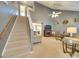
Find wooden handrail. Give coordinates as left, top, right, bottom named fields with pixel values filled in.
left=0, top=15, right=17, bottom=38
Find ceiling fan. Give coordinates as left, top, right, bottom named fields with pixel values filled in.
left=49, top=11, right=62, bottom=18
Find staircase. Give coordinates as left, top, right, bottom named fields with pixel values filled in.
left=2, top=16, right=30, bottom=58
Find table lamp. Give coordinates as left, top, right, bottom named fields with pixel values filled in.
left=67, top=27, right=77, bottom=37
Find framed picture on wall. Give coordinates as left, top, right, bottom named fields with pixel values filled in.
left=63, top=19, right=69, bottom=25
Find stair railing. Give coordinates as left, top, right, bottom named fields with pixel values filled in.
left=0, top=15, right=17, bottom=38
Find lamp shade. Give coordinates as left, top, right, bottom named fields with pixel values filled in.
left=67, top=27, right=77, bottom=33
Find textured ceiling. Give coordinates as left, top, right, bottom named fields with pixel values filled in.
left=1, top=1, right=79, bottom=11
left=36, top=1, right=79, bottom=11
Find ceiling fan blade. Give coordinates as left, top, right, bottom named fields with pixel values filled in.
left=51, top=15, right=55, bottom=18
left=55, top=14, right=59, bottom=17
left=56, top=12, right=62, bottom=15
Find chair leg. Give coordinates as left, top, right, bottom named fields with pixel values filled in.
left=62, top=41, right=66, bottom=53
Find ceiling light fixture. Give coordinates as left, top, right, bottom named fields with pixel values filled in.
left=49, top=11, right=62, bottom=18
